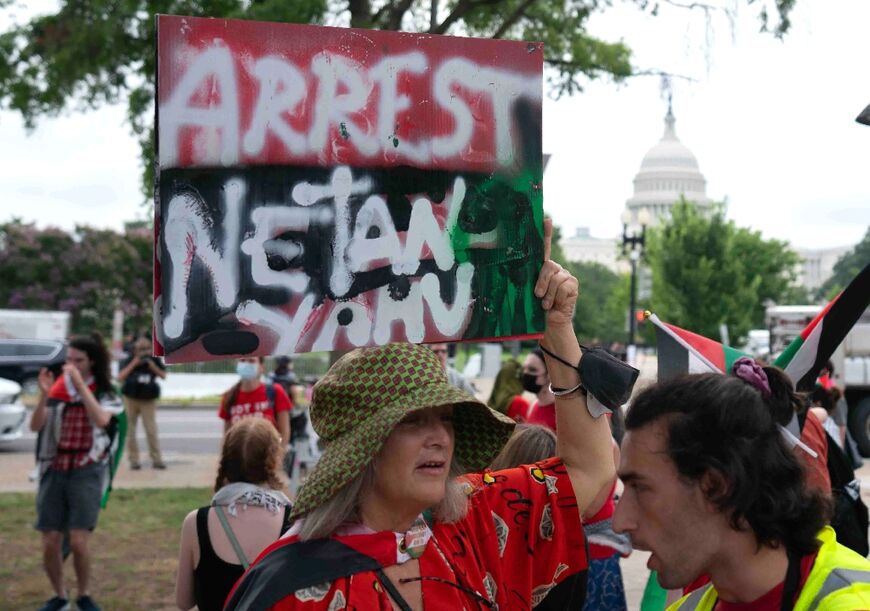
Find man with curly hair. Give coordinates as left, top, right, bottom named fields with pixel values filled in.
left=614, top=365, right=870, bottom=610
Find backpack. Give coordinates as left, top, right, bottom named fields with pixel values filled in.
left=800, top=412, right=870, bottom=556
left=824, top=429, right=869, bottom=556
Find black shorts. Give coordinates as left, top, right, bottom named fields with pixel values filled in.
left=35, top=462, right=107, bottom=532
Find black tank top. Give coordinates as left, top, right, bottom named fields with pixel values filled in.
left=193, top=505, right=292, bottom=611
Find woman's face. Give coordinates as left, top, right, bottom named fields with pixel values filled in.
left=237, top=357, right=263, bottom=380
left=522, top=353, right=549, bottom=387
left=369, top=406, right=455, bottom=517
left=66, top=347, right=93, bottom=378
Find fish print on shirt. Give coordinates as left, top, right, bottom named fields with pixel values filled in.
left=529, top=563, right=569, bottom=607
left=483, top=572, right=499, bottom=611
left=491, top=511, right=509, bottom=557
left=539, top=503, right=554, bottom=541
left=295, top=581, right=331, bottom=602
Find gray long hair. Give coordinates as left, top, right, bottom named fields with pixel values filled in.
left=297, top=457, right=469, bottom=541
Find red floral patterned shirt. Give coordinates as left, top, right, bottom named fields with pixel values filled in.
left=229, top=457, right=587, bottom=610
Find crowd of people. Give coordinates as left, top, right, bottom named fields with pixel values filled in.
left=28, top=222, right=870, bottom=611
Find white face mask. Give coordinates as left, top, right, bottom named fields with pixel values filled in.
left=236, top=361, right=259, bottom=381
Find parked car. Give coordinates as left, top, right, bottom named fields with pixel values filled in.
left=0, top=338, right=66, bottom=396
left=0, top=377, right=26, bottom=442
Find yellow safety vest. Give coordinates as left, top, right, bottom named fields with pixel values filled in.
left=668, top=527, right=870, bottom=610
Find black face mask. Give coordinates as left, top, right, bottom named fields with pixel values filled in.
left=521, top=373, right=543, bottom=394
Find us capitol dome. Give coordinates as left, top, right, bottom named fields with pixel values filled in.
left=624, top=102, right=712, bottom=226
left=561, top=102, right=712, bottom=269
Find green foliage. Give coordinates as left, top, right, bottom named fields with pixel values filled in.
left=647, top=199, right=802, bottom=344
left=0, top=219, right=153, bottom=337
left=565, top=259, right=631, bottom=345
left=550, top=223, right=631, bottom=344
left=816, top=226, right=870, bottom=300
left=0, top=0, right=796, bottom=201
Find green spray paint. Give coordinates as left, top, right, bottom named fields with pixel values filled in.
left=446, top=167, right=545, bottom=339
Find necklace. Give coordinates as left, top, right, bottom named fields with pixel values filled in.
left=397, top=532, right=495, bottom=609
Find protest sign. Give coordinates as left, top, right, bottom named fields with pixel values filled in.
left=155, top=15, right=544, bottom=361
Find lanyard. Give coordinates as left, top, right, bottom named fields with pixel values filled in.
left=780, top=550, right=802, bottom=611
left=376, top=534, right=495, bottom=610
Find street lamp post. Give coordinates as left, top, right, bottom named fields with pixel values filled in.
left=621, top=207, right=650, bottom=366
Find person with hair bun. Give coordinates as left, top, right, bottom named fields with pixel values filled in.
left=30, top=333, right=124, bottom=611
left=754, top=362, right=830, bottom=495
left=614, top=360, right=870, bottom=610
left=175, top=417, right=291, bottom=611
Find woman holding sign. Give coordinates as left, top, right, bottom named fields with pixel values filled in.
left=224, top=220, right=638, bottom=611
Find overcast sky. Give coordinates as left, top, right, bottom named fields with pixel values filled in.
left=0, top=1, right=867, bottom=251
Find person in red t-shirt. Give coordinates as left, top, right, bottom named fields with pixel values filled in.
left=219, top=357, right=291, bottom=451
left=507, top=347, right=557, bottom=429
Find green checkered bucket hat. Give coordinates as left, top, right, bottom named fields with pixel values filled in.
left=290, top=342, right=516, bottom=519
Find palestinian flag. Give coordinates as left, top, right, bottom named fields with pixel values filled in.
left=774, top=262, right=870, bottom=391
left=648, top=313, right=748, bottom=381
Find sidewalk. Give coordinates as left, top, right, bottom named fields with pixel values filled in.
left=0, top=451, right=219, bottom=494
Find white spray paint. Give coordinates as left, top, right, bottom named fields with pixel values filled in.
left=431, top=58, right=541, bottom=165
left=243, top=56, right=308, bottom=156
left=369, top=51, right=428, bottom=163
left=241, top=206, right=312, bottom=293
left=160, top=44, right=240, bottom=167
left=160, top=48, right=541, bottom=167
left=162, top=179, right=243, bottom=339
left=291, top=167, right=372, bottom=298
left=311, top=300, right=373, bottom=350
left=372, top=266, right=474, bottom=345
left=235, top=294, right=315, bottom=354
left=309, top=53, right=378, bottom=158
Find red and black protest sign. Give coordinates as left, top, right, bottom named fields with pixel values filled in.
left=155, top=15, right=544, bottom=362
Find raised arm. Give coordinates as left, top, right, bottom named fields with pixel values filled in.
left=117, top=355, right=140, bottom=382
left=146, top=357, right=167, bottom=380
left=64, top=364, right=113, bottom=428
left=29, top=367, right=55, bottom=432
left=535, top=219, right=615, bottom=515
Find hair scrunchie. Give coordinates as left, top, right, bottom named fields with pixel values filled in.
left=732, top=357, right=771, bottom=399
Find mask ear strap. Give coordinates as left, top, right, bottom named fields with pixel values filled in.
left=538, top=343, right=583, bottom=373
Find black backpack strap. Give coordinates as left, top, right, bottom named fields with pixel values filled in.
left=224, top=538, right=382, bottom=611
left=824, top=430, right=856, bottom=488
left=279, top=505, right=293, bottom=536
left=266, top=383, right=277, bottom=421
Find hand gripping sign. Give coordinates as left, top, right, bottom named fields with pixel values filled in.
left=154, top=15, right=545, bottom=362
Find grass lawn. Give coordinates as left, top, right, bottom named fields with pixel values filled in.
left=0, top=487, right=211, bottom=609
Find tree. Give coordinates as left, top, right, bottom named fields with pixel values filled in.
left=817, top=226, right=870, bottom=300
left=564, top=259, right=630, bottom=345
left=0, top=0, right=795, bottom=198
left=0, top=220, right=153, bottom=337
left=647, top=199, right=801, bottom=344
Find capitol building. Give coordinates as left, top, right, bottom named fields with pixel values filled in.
left=559, top=105, right=847, bottom=293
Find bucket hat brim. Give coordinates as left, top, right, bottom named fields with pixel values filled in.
left=291, top=380, right=515, bottom=519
